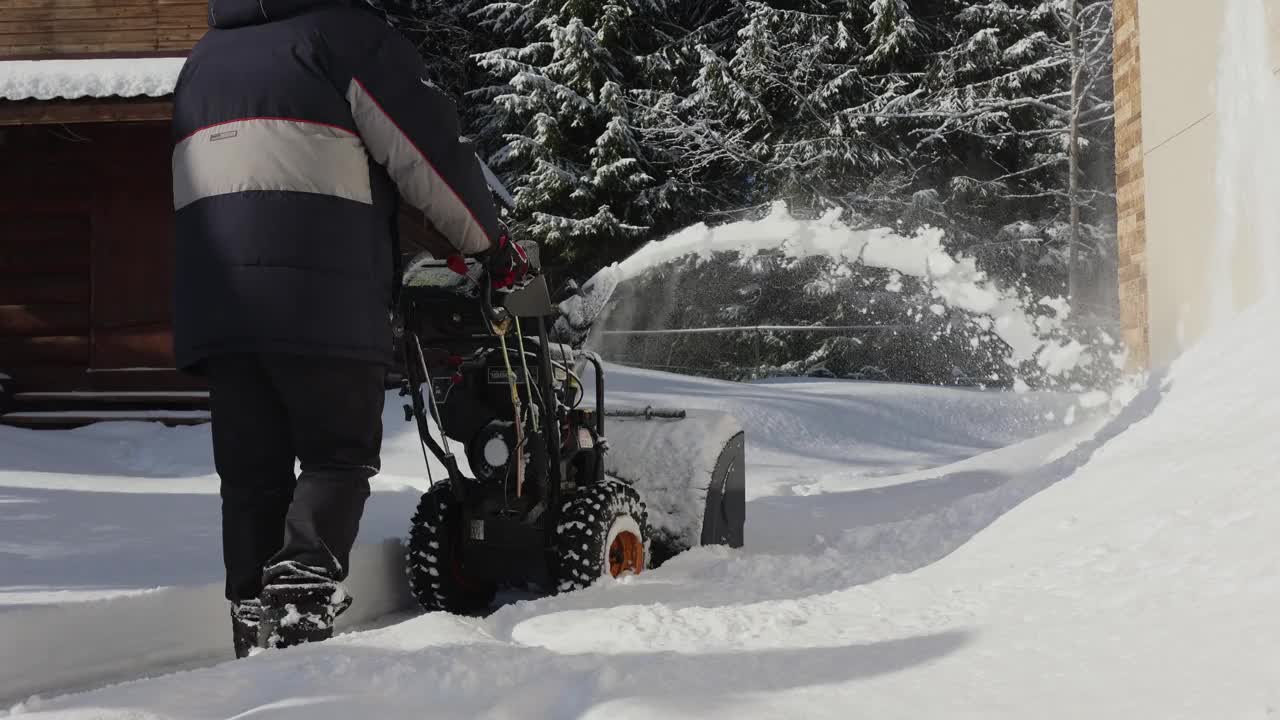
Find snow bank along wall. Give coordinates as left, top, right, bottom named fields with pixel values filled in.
left=1118, top=0, right=1280, bottom=368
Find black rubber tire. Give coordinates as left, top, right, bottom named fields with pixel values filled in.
left=405, top=481, right=497, bottom=614
left=554, top=479, right=651, bottom=593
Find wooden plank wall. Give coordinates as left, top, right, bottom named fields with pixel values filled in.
left=0, top=126, right=92, bottom=377
left=90, top=122, right=178, bottom=371
left=0, top=0, right=207, bottom=58
left=0, top=98, right=174, bottom=127
left=0, top=123, right=429, bottom=395
left=0, top=122, right=201, bottom=392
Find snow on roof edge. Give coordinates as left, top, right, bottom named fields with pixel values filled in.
left=0, top=58, right=188, bottom=102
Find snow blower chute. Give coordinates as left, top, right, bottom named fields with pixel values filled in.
left=395, top=242, right=745, bottom=612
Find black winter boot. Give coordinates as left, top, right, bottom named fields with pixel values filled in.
left=257, top=561, right=353, bottom=651
left=230, top=599, right=263, bottom=659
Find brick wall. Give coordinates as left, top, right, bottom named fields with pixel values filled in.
left=1113, top=0, right=1150, bottom=368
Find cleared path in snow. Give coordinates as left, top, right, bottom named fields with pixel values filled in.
left=15, top=294, right=1277, bottom=718
left=18, top=297, right=1275, bottom=719
left=0, top=369, right=1079, bottom=707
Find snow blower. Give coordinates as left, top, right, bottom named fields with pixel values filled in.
left=396, top=243, right=745, bottom=612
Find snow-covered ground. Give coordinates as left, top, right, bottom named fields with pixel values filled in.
left=5, top=293, right=1279, bottom=717
left=1, top=363, right=1086, bottom=708
left=0, top=369, right=1071, bottom=609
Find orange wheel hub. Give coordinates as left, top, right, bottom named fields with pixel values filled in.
left=608, top=530, right=644, bottom=577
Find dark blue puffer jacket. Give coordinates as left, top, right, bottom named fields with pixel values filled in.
left=171, top=0, right=499, bottom=371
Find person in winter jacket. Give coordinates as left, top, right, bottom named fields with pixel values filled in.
left=171, top=0, right=519, bottom=656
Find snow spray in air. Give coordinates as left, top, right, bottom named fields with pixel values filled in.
left=563, top=203, right=1107, bottom=384
left=1213, top=0, right=1280, bottom=324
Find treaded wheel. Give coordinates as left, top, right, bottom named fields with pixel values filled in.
left=555, top=479, right=651, bottom=593
left=406, top=481, right=497, bottom=613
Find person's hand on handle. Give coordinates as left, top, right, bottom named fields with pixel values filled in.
left=485, top=234, right=531, bottom=290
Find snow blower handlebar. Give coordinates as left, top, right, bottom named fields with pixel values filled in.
left=398, top=218, right=746, bottom=577
left=437, top=231, right=542, bottom=336
left=400, top=238, right=579, bottom=512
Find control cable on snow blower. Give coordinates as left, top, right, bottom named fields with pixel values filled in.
left=495, top=325, right=526, bottom=498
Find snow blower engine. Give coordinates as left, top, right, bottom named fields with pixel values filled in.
left=397, top=243, right=745, bottom=613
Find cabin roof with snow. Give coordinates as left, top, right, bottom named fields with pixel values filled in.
left=0, top=0, right=204, bottom=126
left=0, top=56, right=186, bottom=125
left=0, top=57, right=186, bottom=101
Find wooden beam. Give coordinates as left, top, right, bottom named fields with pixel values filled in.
left=0, top=49, right=187, bottom=60
left=0, top=274, right=90, bottom=306
left=2, top=367, right=205, bottom=393
left=0, top=304, right=90, bottom=337
left=0, top=97, right=173, bottom=126
left=4, top=0, right=171, bottom=8
left=0, top=412, right=210, bottom=430
left=1, top=28, right=205, bottom=55
left=12, top=391, right=208, bottom=413
left=0, top=0, right=206, bottom=59
left=0, top=336, right=90, bottom=366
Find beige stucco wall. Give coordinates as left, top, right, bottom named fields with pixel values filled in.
left=1138, top=0, right=1280, bottom=367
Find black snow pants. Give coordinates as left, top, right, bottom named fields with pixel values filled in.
left=206, top=353, right=386, bottom=603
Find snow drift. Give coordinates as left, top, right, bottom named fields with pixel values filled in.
left=0, top=368, right=1076, bottom=711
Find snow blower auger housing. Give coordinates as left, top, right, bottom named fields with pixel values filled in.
left=396, top=243, right=745, bottom=613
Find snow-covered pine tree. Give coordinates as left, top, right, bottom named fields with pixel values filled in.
left=375, top=0, right=1118, bottom=332
left=863, top=0, right=924, bottom=67
left=729, top=0, right=844, bottom=209
left=369, top=0, right=490, bottom=97
left=840, top=0, right=1115, bottom=307
left=950, top=0, right=1115, bottom=313
left=629, top=44, right=761, bottom=217
left=656, top=0, right=893, bottom=216
left=632, top=0, right=938, bottom=225
left=473, top=1, right=660, bottom=268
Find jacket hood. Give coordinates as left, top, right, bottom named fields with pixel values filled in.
left=208, top=0, right=349, bottom=29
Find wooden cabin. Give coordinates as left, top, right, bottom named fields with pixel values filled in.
left=0, top=1, right=206, bottom=427
left=0, top=1, right=441, bottom=428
